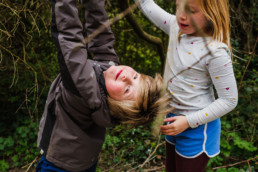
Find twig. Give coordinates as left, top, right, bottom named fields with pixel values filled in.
left=140, top=143, right=165, bottom=168
left=127, top=135, right=165, bottom=172
left=101, top=162, right=121, bottom=172
left=212, top=156, right=258, bottom=170
left=75, top=1, right=140, bottom=49
left=238, top=36, right=258, bottom=91
left=102, top=162, right=136, bottom=172
left=23, top=156, right=39, bottom=172
left=143, top=165, right=165, bottom=172
left=120, top=0, right=165, bottom=73
left=233, top=54, right=248, bottom=61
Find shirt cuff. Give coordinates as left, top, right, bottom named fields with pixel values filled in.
left=186, top=114, right=200, bottom=128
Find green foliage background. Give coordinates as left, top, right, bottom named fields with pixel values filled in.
left=0, top=0, right=257, bottom=171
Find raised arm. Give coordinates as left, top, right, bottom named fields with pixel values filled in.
left=51, top=0, right=99, bottom=98
left=52, top=0, right=118, bottom=127
left=135, top=0, right=175, bottom=35
left=81, top=0, right=119, bottom=64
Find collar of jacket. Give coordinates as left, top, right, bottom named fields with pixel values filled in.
left=99, top=72, right=108, bottom=95
left=92, top=61, right=112, bottom=97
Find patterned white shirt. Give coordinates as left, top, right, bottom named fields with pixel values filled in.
left=136, top=0, right=238, bottom=128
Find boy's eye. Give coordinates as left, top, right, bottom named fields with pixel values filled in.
left=125, top=86, right=130, bottom=93
left=134, top=74, right=138, bottom=79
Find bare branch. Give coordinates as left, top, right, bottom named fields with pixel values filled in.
left=238, top=36, right=258, bottom=91
left=212, top=156, right=258, bottom=170
left=118, top=0, right=166, bottom=73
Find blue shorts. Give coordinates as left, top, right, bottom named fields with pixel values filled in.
left=36, top=156, right=97, bottom=172
left=165, top=114, right=221, bottom=158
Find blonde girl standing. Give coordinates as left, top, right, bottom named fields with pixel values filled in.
left=135, top=0, right=238, bottom=171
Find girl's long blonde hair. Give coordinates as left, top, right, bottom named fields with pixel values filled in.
left=199, top=0, right=231, bottom=50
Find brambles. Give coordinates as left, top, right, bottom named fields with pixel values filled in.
left=0, top=0, right=257, bottom=171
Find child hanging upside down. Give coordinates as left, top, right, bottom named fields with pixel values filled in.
left=36, top=0, right=171, bottom=171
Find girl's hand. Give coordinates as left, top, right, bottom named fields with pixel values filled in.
left=160, top=116, right=190, bottom=136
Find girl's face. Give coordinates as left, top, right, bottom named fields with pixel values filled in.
left=176, top=0, right=208, bottom=36
left=104, top=65, right=141, bottom=101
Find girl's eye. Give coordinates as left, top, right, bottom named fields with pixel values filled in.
left=134, top=74, right=138, bottom=79
left=176, top=5, right=181, bottom=11
left=190, top=10, right=196, bottom=13
left=189, top=7, right=198, bottom=13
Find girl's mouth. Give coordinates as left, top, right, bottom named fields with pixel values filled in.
left=116, top=70, right=123, bottom=80
left=180, top=23, right=188, bottom=28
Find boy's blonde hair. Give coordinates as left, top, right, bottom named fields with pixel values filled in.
left=198, top=0, right=231, bottom=49
left=107, top=73, right=172, bottom=128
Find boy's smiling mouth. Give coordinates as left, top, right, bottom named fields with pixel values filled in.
left=116, top=70, right=123, bottom=80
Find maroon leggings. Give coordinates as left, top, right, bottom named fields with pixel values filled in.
left=165, top=141, right=210, bottom=172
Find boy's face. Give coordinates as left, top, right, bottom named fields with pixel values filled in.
left=104, top=65, right=141, bottom=101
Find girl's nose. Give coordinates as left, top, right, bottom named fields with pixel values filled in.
left=177, top=5, right=187, bottom=20
left=179, top=10, right=187, bottom=20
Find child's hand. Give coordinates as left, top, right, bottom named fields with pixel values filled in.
left=160, top=116, right=189, bottom=136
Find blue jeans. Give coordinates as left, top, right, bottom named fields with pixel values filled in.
left=36, top=156, right=97, bottom=172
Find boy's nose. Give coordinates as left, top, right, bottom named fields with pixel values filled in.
left=121, top=74, right=132, bottom=83
left=121, top=74, right=128, bottom=81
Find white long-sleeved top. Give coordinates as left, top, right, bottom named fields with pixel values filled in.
left=136, top=0, right=238, bottom=128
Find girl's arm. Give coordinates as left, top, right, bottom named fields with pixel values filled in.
left=186, top=46, right=238, bottom=128
left=135, top=0, right=175, bottom=35
left=81, top=0, right=119, bottom=64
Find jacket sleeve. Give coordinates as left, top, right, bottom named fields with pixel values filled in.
left=51, top=0, right=94, bottom=97
left=81, top=0, right=119, bottom=64
left=52, top=0, right=118, bottom=127
left=51, top=0, right=100, bottom=102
